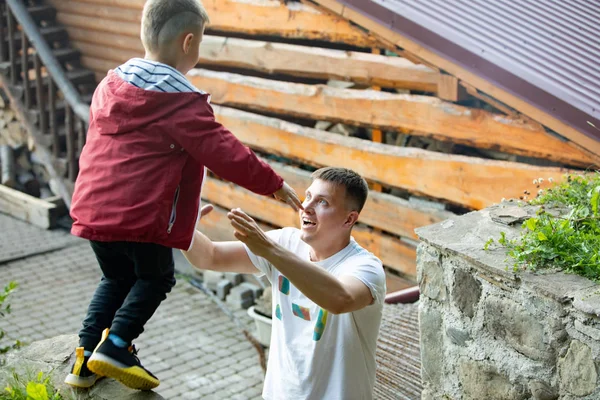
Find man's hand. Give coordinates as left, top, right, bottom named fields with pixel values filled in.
left=228, top=208, right=276, bottom=258
left=274, top=182, right=303, bottom=211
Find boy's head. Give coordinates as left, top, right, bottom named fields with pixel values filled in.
left=141, top=0, right=210, bottom=73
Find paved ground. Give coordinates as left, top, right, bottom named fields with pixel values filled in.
left=0, top=213, right=265, bottom=399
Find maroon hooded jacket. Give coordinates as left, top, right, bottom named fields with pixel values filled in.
left=70, top=71, right=283, bottom=250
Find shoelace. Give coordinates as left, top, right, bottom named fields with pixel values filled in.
left=128, top=344, right=142, bottom=366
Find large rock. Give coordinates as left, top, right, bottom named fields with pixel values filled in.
left=558, top=340, right=597, bottom=396
left=0, top=335, right=164, bottom=400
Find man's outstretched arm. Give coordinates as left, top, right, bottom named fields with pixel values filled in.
left=182, top=205, right=259, bottom=274
left=228, top=209, right=374, bottom=315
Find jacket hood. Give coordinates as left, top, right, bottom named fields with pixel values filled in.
left=92, top=71, right=203, bottom=136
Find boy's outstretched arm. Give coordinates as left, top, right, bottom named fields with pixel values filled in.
left=182, top=205, right=259, bottom=274
left=172, top=100, right=302, bottom=211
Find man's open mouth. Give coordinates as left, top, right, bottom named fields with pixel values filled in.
left=302, top=218, right=316, bottom=227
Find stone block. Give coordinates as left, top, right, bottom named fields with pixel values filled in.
left=204, top=270, right=224, bottom=292
left=225, top=272, right=242, bottom=286
left=452, top=268, right=481, bottom=318
left=528, top=381, right=558, bottom=400
left=484, top=296, right=551, bottom=361
left=558, top=340, right=597, bottom=396
left=216, top=279, right=232, bottom=300
left=226, top=285, right=254, bottom=309
left=458, top=359, right=527, bottom=400
left=240, top=282, right=263, bottom=301
left=419, top=304, right=444, bottom=389
left=417, top=244, right=446, bottom=301
left=446, top=327, right=471, bottom=347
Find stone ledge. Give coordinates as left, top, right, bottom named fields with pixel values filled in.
left=415, top=201, right=598, bottom=307
left=0, top=335, right=164, bottom=400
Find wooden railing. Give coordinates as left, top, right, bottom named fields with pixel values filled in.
left=0, top=0, right=93, bottom=207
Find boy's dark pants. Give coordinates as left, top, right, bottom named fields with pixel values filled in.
left=79, top=240, right=176, bottom=352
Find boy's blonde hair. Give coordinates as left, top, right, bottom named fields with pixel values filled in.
left=141, top=0, right=210, bottom=53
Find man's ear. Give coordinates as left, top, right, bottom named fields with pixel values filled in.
left=344, top=211, right=359, bottom=228
left=182, top=33, right=194, bottom=54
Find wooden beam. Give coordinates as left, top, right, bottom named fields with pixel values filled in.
left=70, top=35, right=438, bottom=92
left=201, top=177, right=417, bottom=276
left=68, top=29, right=143, bottom=53
left=48, top=0, right=377, bottom=47
left=187, top=69, right=595, bottom=167
left=212, top=105, right=573, bottom=210
left=198, top=36, right=438, bottom=92
left=308, top=0, right=600, bottom=162
left=196, top=201, right=271, bottom=242
left=239, top=159, right=455, bottom=239
left=0, top=184, right=63, bottom=229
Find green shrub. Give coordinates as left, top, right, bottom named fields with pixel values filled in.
left=491, top=173, right=600, bottom=280
left=1, top=371, right=67, bottom=400
left=0, top=282, right=20, bottom=355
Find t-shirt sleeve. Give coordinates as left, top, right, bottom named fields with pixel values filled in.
left=243, top=229, right=284, bottom=280
left=341, top=257, right=387, bottom=306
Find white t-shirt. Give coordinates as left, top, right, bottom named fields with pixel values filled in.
left=245, top=227, right=387, bottom=400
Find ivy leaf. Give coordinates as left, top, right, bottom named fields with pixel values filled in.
left=526, top=218, right=537, bottom=231
left=26, top=382, right=48, bottom=400
left=591, top=186, right=600, bottom=216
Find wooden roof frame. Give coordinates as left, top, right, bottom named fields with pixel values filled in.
left=307, top=0, right=600, bottom=164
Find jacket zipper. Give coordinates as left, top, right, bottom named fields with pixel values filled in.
left=167, top=186, right=180, bottom=234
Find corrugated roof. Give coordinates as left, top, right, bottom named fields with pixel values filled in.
left=336, top=0, right=600, bottom=143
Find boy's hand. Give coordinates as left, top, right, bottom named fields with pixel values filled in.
left=195, top=204, right=214, bottom=229
left=274, top=182, right=303, bottom=211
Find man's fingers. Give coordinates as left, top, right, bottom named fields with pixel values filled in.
left=230, top=218, right=253, bottom=234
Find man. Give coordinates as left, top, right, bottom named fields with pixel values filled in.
left=184, top=167, right=386, bottom=400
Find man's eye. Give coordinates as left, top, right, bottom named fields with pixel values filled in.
left=319, top=200, right=327, bottom=205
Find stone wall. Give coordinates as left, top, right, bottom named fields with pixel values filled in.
left=415, top=201, right=600, bottom=400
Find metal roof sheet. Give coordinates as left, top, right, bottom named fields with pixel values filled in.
left=338, top=0, right=600, bottom=143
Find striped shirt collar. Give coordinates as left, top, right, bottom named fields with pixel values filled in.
left=115, top=58, right=206, bottom=95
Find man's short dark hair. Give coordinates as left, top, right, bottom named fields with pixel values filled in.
left=311, top=167, right=369, bottom=213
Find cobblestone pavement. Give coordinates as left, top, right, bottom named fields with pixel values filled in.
left=0, top=214, right=265, bottom=399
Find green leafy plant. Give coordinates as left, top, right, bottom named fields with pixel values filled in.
left=497, top=173, right=600, bottom=279
left=0, top=282, right=21, bottom=355
left=1, top=371, right=66, bottom=400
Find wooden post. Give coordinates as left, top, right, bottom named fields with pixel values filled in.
left=6, top=7, right=16, bottom=85
left=33, top=53, right=47, bottom=134
left=48, top=78, right=58, bottom=157
left=21, top=31, right=31, bottom=109
left=65, top=104, right=76, bottom=181
left=77, top=118, right=86, bottom=154
left=371, top=48, right=383, bottom=192
left=0, top=145, right=16, bottom=187
left=0, top=3, right=5, bottom=62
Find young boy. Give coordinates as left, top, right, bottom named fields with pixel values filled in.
left=64, top=0, right=302, bottom=391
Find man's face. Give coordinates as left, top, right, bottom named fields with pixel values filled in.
left=299, top=179, right=353, bottom=244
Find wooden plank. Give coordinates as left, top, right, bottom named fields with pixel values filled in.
left=67, top=27, right=143, bottom=53
left=48, top=0, right=377, bottom=47
left=263, top=151, right=455, bottom=240
left=201, top=177, right=417, bottom=275
left=310, top=0, right=600, bottom=162
left=438, top=74, right=459, bottom=102
left=196, top=201, right=271, bottom=242
left=385, top=272, right=416, bottom=293
left=0, top=184, right=60, bottom=229
left=71, top=36, right=438, bottom=92
left=188, top=69, right=595, bottom=167
left=212, top=105, right=573, bottom=210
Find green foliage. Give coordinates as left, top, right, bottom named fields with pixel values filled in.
left=498, top=173, right=600, bottom=279
left=1, top=371, right=65, bottom=400
left=0, top=282, right=21, bottom=355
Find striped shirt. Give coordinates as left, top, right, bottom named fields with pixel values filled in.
left=115, top=58, right=208, bottom=99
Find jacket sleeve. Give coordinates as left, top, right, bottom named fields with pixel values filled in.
left=171, top=96, right=284, bottom=196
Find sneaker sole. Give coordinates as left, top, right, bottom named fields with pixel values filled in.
left=64, top=373, right=102, bottom=389
left=87, top=353, right=159, bottom=391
